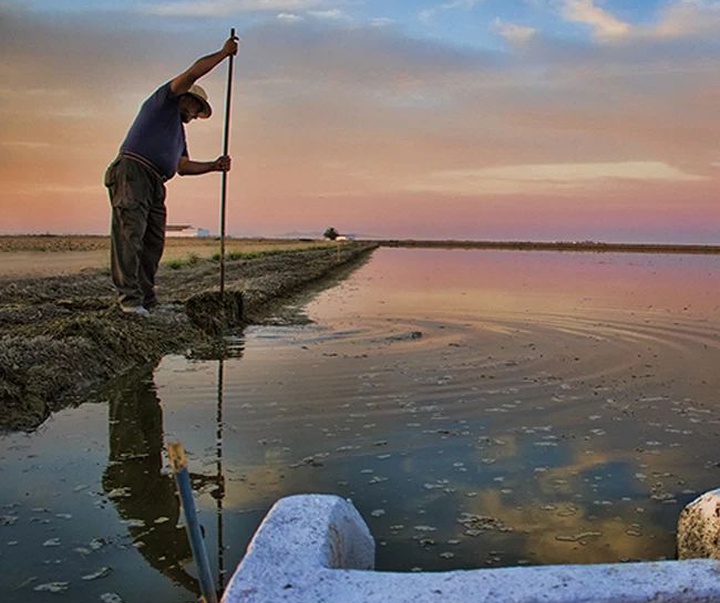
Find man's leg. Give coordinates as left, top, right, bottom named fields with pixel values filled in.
left=106, top=158, right=151, bottom=310
left=139, top=182, right=167, bottom=309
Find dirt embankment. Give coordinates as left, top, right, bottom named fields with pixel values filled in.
left=0, top=242, right=377, bottom=431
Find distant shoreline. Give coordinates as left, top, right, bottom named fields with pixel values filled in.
left=375, top=240, right=720, bottom=254
left=1, top=235, right=719, bottom=256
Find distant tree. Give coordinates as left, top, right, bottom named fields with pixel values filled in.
left=323, top=227, right=339, bottom=240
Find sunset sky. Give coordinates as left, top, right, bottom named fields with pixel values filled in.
left=2, top=0, right=720, bottom=243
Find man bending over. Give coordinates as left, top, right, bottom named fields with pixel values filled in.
left=105, top=35, right=239, bottom=317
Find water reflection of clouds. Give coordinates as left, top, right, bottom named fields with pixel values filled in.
left=150, top=249, right=720, bottom=572
left=213, top=380, right=713, bottom=568
left=461, top=488, right=672, bottom=565
left=158, top=374, right=713, bottom=571
left=382, top=433, right=678, bottom=565
left=6, top=250, right=719, bottom=600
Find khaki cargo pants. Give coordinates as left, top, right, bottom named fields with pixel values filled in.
left=104, top=156, right=167, bottom=309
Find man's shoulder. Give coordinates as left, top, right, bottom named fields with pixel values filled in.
left=147, top=81, right=175, bottom=103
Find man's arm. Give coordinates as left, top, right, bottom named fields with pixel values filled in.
left=177, top=155, right=231, bottom=176
left=170, top=36, right=238, bottom=96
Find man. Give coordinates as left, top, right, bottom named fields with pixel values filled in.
left=104, top=35, right=239, bottom=317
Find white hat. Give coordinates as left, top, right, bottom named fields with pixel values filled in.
left=185, top=84, right=212, bottom=118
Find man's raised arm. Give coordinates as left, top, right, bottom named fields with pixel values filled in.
left=170, top=36, right=238, bottom=96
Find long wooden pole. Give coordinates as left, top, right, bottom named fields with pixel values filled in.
left=220, top=27, right=236, bottom=298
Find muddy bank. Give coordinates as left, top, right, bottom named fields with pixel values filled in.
left=0, top=242, right=377, bottom=431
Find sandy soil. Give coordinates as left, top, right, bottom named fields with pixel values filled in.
left=0, top=236, right=338, bottom=277
left=0, top=238, right=377, bottom=431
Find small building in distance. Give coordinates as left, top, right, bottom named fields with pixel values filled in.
left=166, top=225, right=210, bottom=238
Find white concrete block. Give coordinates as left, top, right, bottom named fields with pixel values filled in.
left=221, top=494, right=720, bottom=603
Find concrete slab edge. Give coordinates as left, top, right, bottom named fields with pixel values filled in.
left=221, top=493, right=720, bottom=603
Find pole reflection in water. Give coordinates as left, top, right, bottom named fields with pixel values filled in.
left=215, top=357, right=226, bottom=592
left=197, top=335, right=246, bottom=592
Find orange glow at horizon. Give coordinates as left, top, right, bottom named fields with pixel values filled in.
left=2, top=3, right=720, bottom=244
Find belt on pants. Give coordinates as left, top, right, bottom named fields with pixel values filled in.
left=119, top=151, right=168, bottom=182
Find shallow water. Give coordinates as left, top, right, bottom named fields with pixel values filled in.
left=2, top=248, right=720, bottom=601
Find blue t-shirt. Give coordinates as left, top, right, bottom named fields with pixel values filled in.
left=120, top=82, right=188, bottom=180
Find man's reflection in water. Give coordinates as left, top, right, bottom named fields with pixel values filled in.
left=102, top=365, right=200, bottom=596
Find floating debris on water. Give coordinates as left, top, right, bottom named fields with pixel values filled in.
left=81, top=566, right=112, bottom=581
left=423, top=479, right=451, bottom=491
left=89, top=538, right=108, bottom=550
left=290, top=453, right=329, bottom=468
left=34, top=581, right=69, bottom=593
left=554, top=531, right=602, bottom=543
left=458, top=513, right=513, bottom=535
left=556, top=506, right=578, bottom=517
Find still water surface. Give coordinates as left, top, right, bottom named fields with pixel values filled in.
left=2, top=248, right=720, bottom=602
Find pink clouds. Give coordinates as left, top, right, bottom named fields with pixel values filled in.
left=1, top=2, right=719, bottom=243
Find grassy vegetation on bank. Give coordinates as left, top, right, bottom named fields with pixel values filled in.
left=0, top=236, right=343, bottom=278
left=0, top=235, right=336, bottom=254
